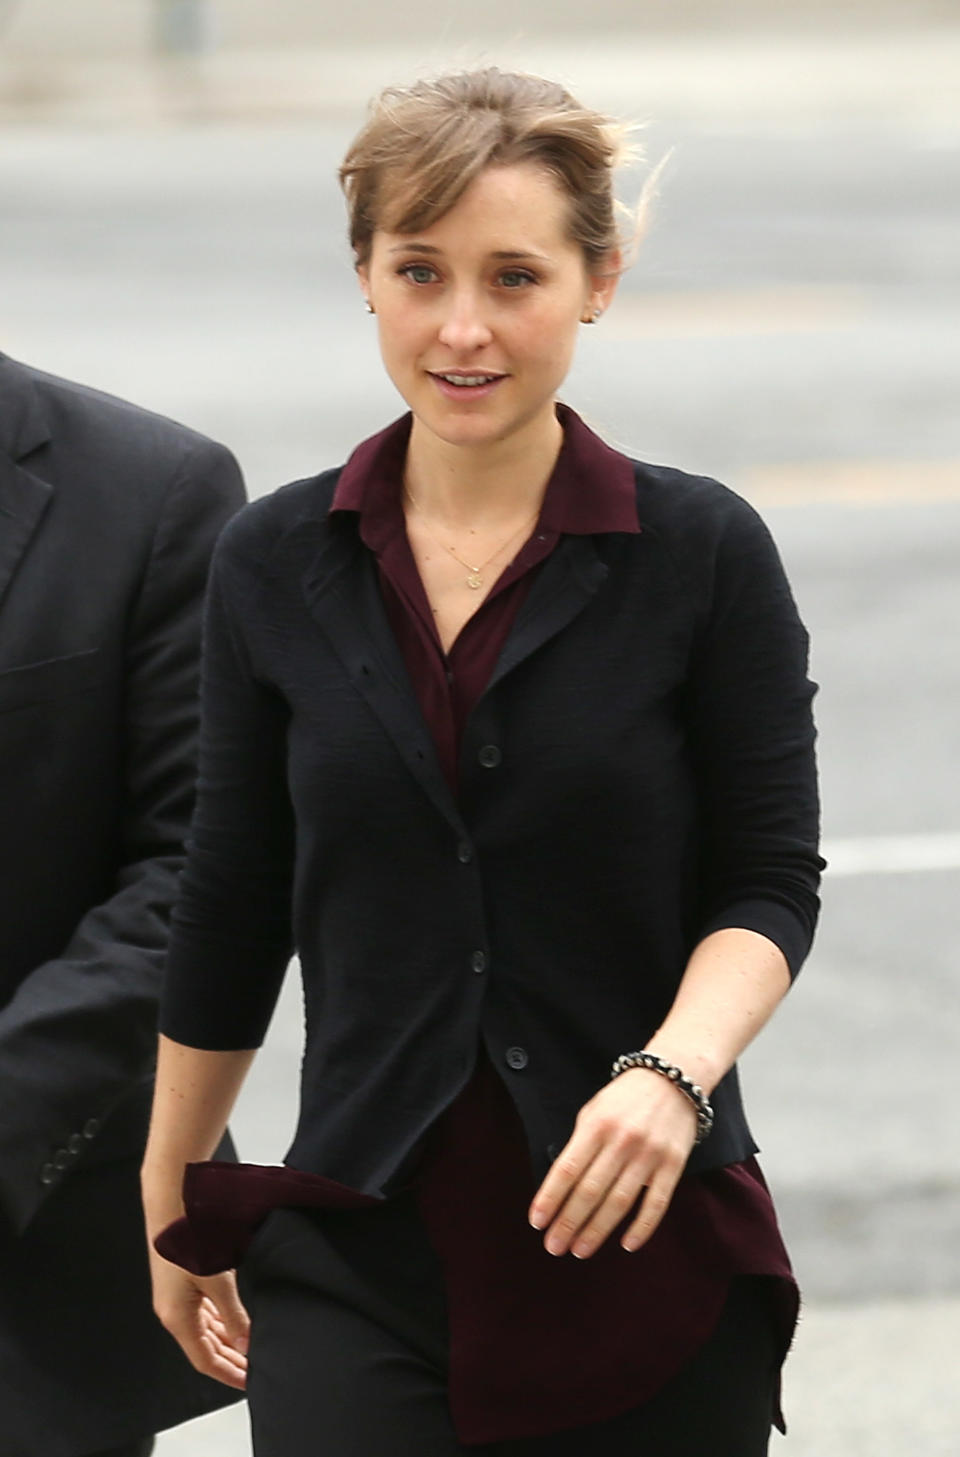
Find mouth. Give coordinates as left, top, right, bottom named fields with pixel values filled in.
left=428, top=371, right=507, bottom=400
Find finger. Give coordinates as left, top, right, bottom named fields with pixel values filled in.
left=620, top=1166, right=680, bottom=1252
left=529, top=1128, right=602, bottom=1231
left=198, top=1310, right=242, bottom=1353
left=203, top=1280, right=251, bottom=1354
left=197, top=1332, right=249, bottom=1390
left=200, top=1327, right=249, bottom=1375
left=540, top=1148, right=629, bottom=1257
left=165, top=1313, right=241, bottom=1386
left=567, top=1166, right=651, bottom=1260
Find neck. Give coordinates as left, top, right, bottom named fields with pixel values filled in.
left=404, top=406, right=563, bottom=528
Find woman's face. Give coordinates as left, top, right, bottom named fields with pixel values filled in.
left=358, top=162, right=617, bottom=457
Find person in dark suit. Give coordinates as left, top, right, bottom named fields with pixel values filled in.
left=0, top=352, right=246, bottom=1457
left=143, top=69, right=823, bottom=1456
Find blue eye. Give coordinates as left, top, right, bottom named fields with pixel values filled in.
left=400, top=264, right=437, bottom=285
left=499, top=270, right=536, bottom=289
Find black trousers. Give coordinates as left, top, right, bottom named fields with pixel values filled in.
left=239, top=1201, right=780, bottom=1457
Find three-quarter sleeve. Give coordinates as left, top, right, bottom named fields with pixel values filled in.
left=159, top=519, right=296, bottom=1049
left=684, top=495, right=824, bottom=977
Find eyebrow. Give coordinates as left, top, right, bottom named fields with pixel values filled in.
left=386, top=243, right=552, bottom=263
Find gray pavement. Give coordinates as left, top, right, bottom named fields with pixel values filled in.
left=2, top=24, right=959, bottom=1454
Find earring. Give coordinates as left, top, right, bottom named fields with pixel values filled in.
left=582, top=307, right=601, bottom=325
left=364, top=301, right=375, bottom=315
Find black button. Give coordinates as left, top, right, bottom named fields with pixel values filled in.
left=547, top=1143, right=559, bottom=1161
left=457, top=841, right=473, bottom=864
left=54, top=1148, right=70, bottom=1171
left=478, top=744, right=502, bottom=769
left=83, top=1118, right=101, bottom=1140
left=68, top=1133, right=84, bottom=1155
left=505, top=1046, right=528, bottom=1071
left=470, top=950, right=487, bottom=974
left=39, top=1163, right=56, bottom=1186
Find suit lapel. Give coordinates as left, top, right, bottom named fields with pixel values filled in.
left=0, top=453, right=53, bottom=613
left=485, top=534, right=609, bottom=694
left=302, top=522, right=465, bottom=836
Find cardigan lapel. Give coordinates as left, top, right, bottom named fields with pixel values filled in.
left=484, top=534, right=610, bottom=695
left=301, top=523, right=466, bottom=837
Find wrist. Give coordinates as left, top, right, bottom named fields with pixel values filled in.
left=140, top=1167, right=187, bottom=1234
left=609, top=1050, right=714, bottom=1145
left=641, top=1036, right=724, bottom=1097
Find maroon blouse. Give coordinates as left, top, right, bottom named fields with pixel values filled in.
left=158, top=407, right=798, bottom=1444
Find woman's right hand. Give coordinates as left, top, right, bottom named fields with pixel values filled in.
left=141, top=1037, right=259, bottom=1387
left=148, top=1244, right=250, bottom=1390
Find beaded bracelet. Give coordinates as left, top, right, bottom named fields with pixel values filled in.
left=609, top=1051, right=714, bottom=1145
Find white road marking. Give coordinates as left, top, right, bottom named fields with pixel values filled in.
left=823, top=833, right=960, bottom=877
left=741, top=460, right=960, bottom=506
left=601, top=285, right=867, bottom=340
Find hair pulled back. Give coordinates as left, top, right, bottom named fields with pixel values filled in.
left=339, top=68, right=627, bottom=270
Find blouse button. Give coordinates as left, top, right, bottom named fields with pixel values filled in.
left=478, top=744, right=502, bottom=769
left=457, top=841, right=473, bottom=864
left=505, top=1046, right=529, bottom=1071
left=470, top=950, right=487, bottom=974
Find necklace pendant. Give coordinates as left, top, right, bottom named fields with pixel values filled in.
left=466, top=573, right=484, bottom=590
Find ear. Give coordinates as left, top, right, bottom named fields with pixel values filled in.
left=584, top=249, right=622, bottom=324
left=356, top=262, right=372, bottom=312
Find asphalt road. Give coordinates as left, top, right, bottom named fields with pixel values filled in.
left=1, top=43, right=958, bottom=1453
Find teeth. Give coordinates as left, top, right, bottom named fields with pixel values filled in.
left=439, top=374, right=498, bottom=387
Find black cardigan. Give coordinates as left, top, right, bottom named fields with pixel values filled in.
left=160, top=449, right=822, bottom=1192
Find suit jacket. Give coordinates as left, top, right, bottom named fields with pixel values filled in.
left=0, top=354, right=245, bottom=1456
left=160, top=417, right=823, bottom=1200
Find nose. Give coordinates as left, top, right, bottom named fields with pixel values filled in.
left=437, top=286, right=493, bottom=353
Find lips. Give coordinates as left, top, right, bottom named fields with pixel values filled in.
left=428, top=370, right=507, bottom=401
left=432, top=372, right=505, bottom=387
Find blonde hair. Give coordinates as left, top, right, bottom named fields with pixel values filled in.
left=339, top=68, right=633, bottom=270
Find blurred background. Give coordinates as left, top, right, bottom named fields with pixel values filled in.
left=2, top=3, right=958, bottom=1453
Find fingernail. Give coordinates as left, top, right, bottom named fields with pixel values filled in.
left=545, top=1237, right=565, bottom=1257
left=529, top=1211, right=545, bottom=1230
left=572, top=1243, right=591, bottom=1260
left=621, top=1238, right=639, bottom=1253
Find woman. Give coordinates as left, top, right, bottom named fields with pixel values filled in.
left=143, top=69, right=823, bottom=1456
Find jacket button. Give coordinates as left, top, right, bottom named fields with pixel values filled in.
left=83, top=1118, right=101, bottom=1140
left=457, top=841, right=473, bottom=864
left=505, top=1046, right=529, bottom=1071
left=478, top=744, right=502, bottom=768
left=39, top=1163, right=57, bottom=1186
left=470, top=950, right=487, bottom=974
left=53, top=1148, right=71, bottom=1170
left=68, top=1134, right=85, bottom=1155
left=547, top=1143, right=559, bottom=1161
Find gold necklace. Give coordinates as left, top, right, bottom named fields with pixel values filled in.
left=404, top=490, right=539, bottom=590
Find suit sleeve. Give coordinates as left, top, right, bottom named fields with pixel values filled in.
left=685, top=495, right=825, bottom=977
left=0, top=438, right=245, bottom=1236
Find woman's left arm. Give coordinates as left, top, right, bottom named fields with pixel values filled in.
left=528, top=926, right=789, bottom=1258
left=530, top=489, right=822, bottom=1258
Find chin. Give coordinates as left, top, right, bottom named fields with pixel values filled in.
left=418, top=406, right=510, bottom=450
